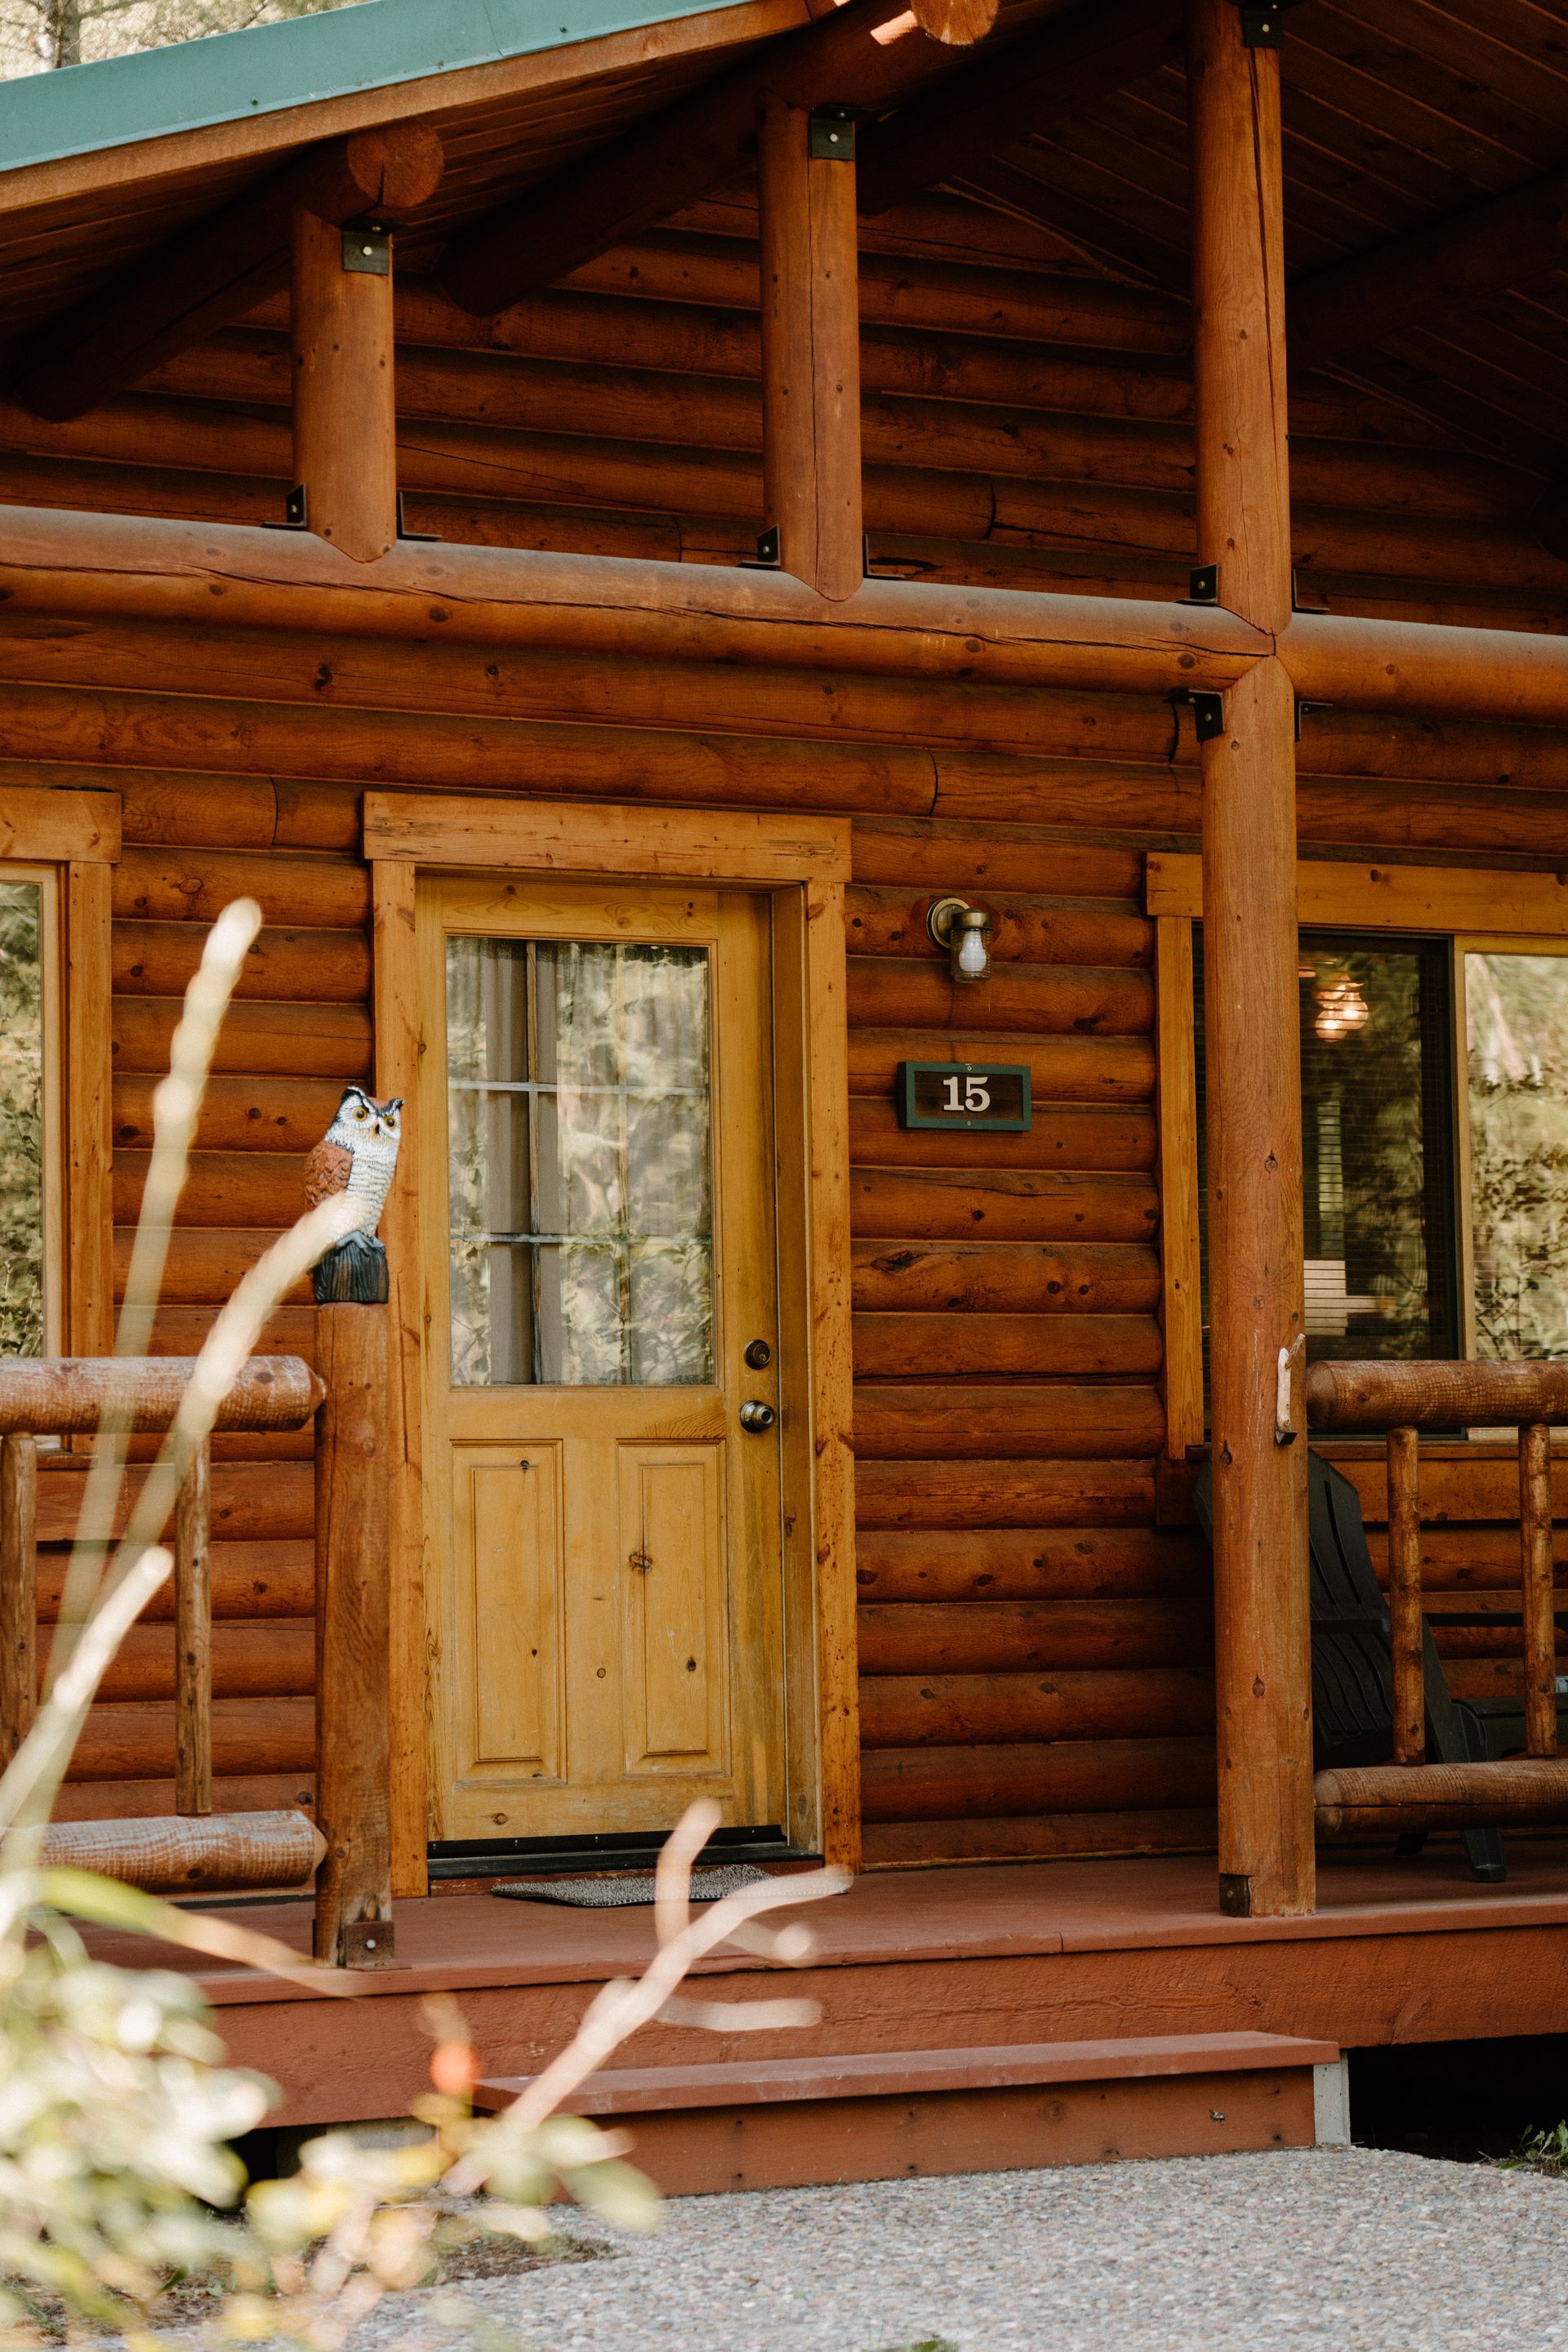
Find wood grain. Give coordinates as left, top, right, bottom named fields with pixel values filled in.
left=313, top=1303, right=394, bottom=1964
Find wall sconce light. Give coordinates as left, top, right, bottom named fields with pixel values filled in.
left=928, top=897, right=992, bottom=983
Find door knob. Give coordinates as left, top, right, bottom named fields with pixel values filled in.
left=738, top=1399, right=776, bottom=1432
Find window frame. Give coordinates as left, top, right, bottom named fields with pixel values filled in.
left=0, top=787, right=118, bottom=1359
left=1148, top=854, right=1568, bottom=1461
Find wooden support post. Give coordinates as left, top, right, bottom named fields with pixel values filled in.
left=1520, top=1421, right=1557, bottom=1760
left=291, top=207, right=398, bottom=564
left=314, top=1301, right=396, bottom=1967
left=1386, top=1427, right=1424, bottom=1767
left=1188, top=0, right=1312, bottom=1918
left=757, top=97, right=863, bottom=603
left=174, top=1439, right=212, bottom=1817
left=0, top=1436, right=37, bottom=1762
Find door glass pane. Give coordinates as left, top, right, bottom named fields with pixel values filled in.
left=0, top=881, right=44, bottom=1358
left=1466, top=951, right=1568, bottom=1360
left=1195, top=928, right=1459, bottom=1370
left=447, top=937, right=714, bottom=1386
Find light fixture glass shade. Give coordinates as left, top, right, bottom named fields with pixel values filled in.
left=955, top=915, right=991, bottom=982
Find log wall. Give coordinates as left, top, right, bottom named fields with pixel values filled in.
left=6, top=199, right=1563, bottom=1854
left=45, top=773, right=361, bottom=1822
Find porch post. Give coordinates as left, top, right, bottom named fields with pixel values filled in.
left=290, top=204, right=398, bottom=563
left=756, top=96, right=864, bottom=601
left=1187, top=0, right=1314, bottom=1916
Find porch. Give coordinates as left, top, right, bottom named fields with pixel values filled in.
left=88, top=1840, right=1568, bottom=2182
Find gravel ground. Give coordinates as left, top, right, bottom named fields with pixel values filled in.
left=353, top=2149, right=1568, bottom=2352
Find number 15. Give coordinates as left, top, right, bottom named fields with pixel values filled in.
left=942, top=1075, right=991, bottom=1113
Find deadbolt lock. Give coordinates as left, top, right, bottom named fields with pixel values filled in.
left=744, top=1339, right=773, bottom=1370
left=738, top=1400, right=777, bottom=1433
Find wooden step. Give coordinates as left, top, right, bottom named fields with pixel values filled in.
left=474, top=2031, right=1346, bottom=2194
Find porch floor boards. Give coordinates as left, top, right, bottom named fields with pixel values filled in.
left=83, top=1842, right=1568, bottom=2129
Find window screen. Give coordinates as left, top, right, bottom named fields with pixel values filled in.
left=1195, top=928, right=1459, bottom=1370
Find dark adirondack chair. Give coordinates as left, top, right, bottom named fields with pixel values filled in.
left=1194, top=1450, right=1506, bottom=1883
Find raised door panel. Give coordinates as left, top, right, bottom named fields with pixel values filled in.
left=619, top=1442, right=728, bottom=1774
left=456, top=1445, right=564, bottom=1783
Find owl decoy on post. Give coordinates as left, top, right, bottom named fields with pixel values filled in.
left=304, top=1085, right=403, bottom=1303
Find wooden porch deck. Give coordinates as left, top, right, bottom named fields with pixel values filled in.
left=87, top=1843, right=1568, bottom=2136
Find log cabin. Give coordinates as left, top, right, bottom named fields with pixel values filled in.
left=3, top=0, right=1568, bottom=2182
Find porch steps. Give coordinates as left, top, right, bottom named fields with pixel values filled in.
left=474, top=2030, right=1348, bottom=2194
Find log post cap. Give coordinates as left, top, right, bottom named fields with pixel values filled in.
left=318, top=124, right=446, bottom=220
left=1305, top=1357, right=1568, bottom=1432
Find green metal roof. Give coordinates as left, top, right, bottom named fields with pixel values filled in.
left=0, top=0, right=753, bottom=173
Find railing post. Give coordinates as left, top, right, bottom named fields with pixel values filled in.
left=174, top=1437, right=212, bottom=1815
left=1521, top=1420, right=1557, bottom=1759
left=313, top=1302, right=396, bottom=1967
left=1386, top=1426, right=1424, bottom=1766
left=0, top=1434, right=37, bottom=1762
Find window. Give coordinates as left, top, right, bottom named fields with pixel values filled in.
left=446, top=933, right=714, bottom=1387
left=1463, top=951, right=1568, bottom=1361
left=1195, top=928, right=1461, bottom=1372
left=0, top=870, right=56, bottom=1359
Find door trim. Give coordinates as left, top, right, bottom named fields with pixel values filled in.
left=368, top=793, right=858, bottom=1891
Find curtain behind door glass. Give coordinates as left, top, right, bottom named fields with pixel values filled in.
left=447, top=936, right=714, bottom=1386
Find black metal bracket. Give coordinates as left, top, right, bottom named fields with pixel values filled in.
left=342, top=223, right=391, bottom=276
left=1294, top=697, right=1333, bottom=742
left=1291, top=567, right=1330, bottom=614
left=808, top=108, right=856, bottom=160
left=1170, top=688, right=1227, bottom=744
left=396, top=491, right=441, bottom=544
left=1187, top=562, right=1220, bottom=604
left=1232, top=0, right=1301, bottom=45
left=263, top=483, right=310, bottom=532
left=742, top=523, right=782, bottom=569
left=338, top=1918, right=399, bottom=1969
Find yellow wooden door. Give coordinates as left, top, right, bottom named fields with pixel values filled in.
left=417, top=875, right=786, bottom=1842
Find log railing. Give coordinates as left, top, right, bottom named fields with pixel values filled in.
left=0, top=1351, right=391, bottom=1963
left=1306, top=1359, right=1568, bottom=1838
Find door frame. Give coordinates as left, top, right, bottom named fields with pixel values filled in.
left=366, top=792, right=859, bottom=1891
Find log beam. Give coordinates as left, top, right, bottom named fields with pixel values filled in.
left=758, top=98, right=863, bottom=599
left=290, top=205, right=398, bottom=563
left=436, top=0, right=1001, bottom=314
left=9, top=126, right=443, bottom=426
left=0, top=506, right=1267, bottom=695
left=1188, top=0, right=1312, bottom=1920
left=856, top=0, right=1183, bottom=220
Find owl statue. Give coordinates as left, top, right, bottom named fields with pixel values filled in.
left=304, top=1085, right=403, bottom=1304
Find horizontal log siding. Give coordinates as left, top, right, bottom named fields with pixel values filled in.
left=59, top=781, right=358, bottom=1822
left=849, top=816, right=1214, bottom=1868
left=0, top=228, right=1559, bottom=643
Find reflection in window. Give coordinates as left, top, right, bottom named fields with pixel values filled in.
left=1466, top=952, right=1568, bottom=1361
left=1196, top=929, right=1459, bottom=1368
left=447, top=936, right=713, bottom=1387
left=0, top=881, right=44, bottom=1358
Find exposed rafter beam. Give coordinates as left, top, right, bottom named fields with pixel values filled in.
left=437, top=0, right=1035, bottom=315
left=1290, top=164, right=1568, bottom=372
left=856, top=0, right=1181, bottom=218
left=10, top=125, right=443, bottom=425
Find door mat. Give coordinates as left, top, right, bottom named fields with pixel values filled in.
left=490, top=1864, right=770, bottom=1908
